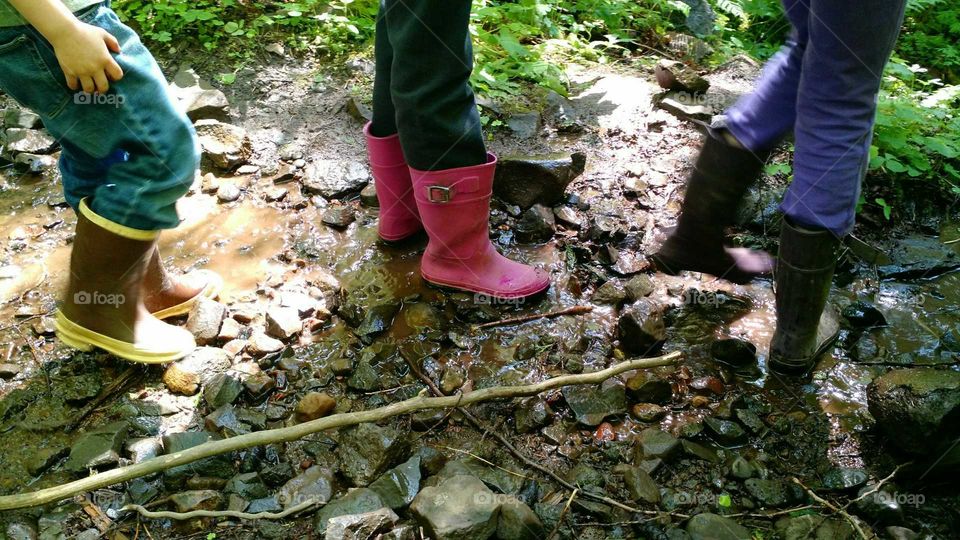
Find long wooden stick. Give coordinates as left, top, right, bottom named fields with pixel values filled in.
left=0, top=353, right=678, bottom=511
left=471, top=305, right=594, bottom=331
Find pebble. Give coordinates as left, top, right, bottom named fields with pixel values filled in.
left=294, top=392, right=337, bottom=422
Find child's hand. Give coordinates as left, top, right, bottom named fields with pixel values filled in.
left=51, top=21, right=124, bottom=94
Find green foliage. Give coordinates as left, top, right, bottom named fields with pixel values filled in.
left=899, top=0, right=960, bottom=83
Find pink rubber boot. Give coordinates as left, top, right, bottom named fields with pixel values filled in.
left=410, top=153, right=550, bottom=300
left=364, top=122, right=423, bottom=241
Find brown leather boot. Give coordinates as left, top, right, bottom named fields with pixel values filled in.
left=142, top=247, right=223, bottom=319
left=55, top=199, right=196, bottom=363
left=651, top=128, right=774, bottom=284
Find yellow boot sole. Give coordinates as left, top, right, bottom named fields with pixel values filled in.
left=55, top=311, right=195, bottom=364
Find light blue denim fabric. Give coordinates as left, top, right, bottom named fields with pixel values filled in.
left=0, top=1, right=198, bottom=230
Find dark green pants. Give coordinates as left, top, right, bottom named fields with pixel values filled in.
left=370, top=0, right=487, bottom=171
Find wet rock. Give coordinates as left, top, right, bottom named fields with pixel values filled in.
left=553, top=205, right=582, bottom=228
left=515, top=397, right=553, bottom=434
left=497, top=498, right=545, bottom=540
left=592, top=279, right=627, bottom=305
left=493, top=153, right=587, bottom=209
left=822, top=468, right=868, bottom=492
left=624, top=274, right=655, bottom=301
left=440, top=366, right=466, bottom=395
left=621, top=465, right=660, bottom=504
left=346, top=96, right=373, bottom=123
left=14, top=152, right=57, bottom=174
left=618, top=299, right=667, bottom=355
left=690, top=376, right=724, bottom=396
left=514, top=204, right=556, bottom=243
left=163, top=347, right=231, bottom=395
left=244, top=373, right=277, bottom=399
left=247, top=331, right=285, bottom=356
left=631, top=403, right=667, bottom=422
left=360, top=183, right=379, bottom=207
left=867, top=368, right=960, bottom=456
left=301, top=159, right=371, bottom=199
left=348, top=360, right=380, bottom=392
left=326, top=508, right=400, bottom=540
left=247, top=496, right=283, bottom=513
left=339, top=423, right=408, bottom=486
left=562, top=378, right=627, bottom=426
left=841, top=301, right=888, bottom=328
left=171, top=490, right=224, bottom=512
left=704, top=417, right=747, bottom=446
left=734, top=409, right=765, bottom=434
left=65, top=421, right=129, bottom=472
left=216, top=183, right=241, bottom=203
left=878, top=235, right=960, bottom=280
left=625, top=371, right=673, bottom=404
left=125, top=437, right=162, bottom=464
left=4, top=128, right=57, bottom=154
left=4, top=107, right=42, bottom=129
left=885, top=526, right=921, bottom=540
left=658, top=91, right=713, bottom=122
left=186, top=297, right=227, bottom=344
left=205, top=404, right=246, bottom=436
left=169, top=67, right=230, bottom=121
left=314, top=488, right=386, bottom=533
left=204, top=373, right=243, bottom=409
left=277, top=465, right=335, bottom=508
left=370, top=456, right=421, bottom=509
left=295, top=392, right=337, bottom=422
left=745, top=478, right=802, bottom=508
left=162, top=432, right=235, bottom=486
left=775, top=514, right=855, bottom=540
left=730, top=456, right=755, bottom=479
left=411, top=474, right=500, bottom=540
left=637, top=428, right=680, bottom=459
left=356, top=302, right=401, bottom=341
left=855, top=484, right=904, bottom=525
left=507, top=112, right=541, bottom=139
left=681, top=440, right=720, bottom=463
left=686, top=513, right=750, bottom=540
left=26, top=443, right=69, bottom=476
left=711, top=338, right=757, bottom=367
left=266, top=306, right=302, bottom=340
left=322, top=205, right=357, bottom=229
left=225, top=472, right=270, bottom=500
left=655, top=59, right=710, bottom=94
left=195, top=119, right=252, bottom=170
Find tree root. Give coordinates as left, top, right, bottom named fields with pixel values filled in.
left=123, top=498, right=320, bottom=521
left=0, top=352, right=678, bottom=511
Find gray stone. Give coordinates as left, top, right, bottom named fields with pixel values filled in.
left=637, top=428, right=680, bottom=459
left=624, top=274, right=655, bottom=301
left=325, top=508, right=399, bottom=540
left=658, top=92, right=713, bottom=122
left=338, top=423, right=408, bottom=486
left=744, top=478, right=802, bottom=508
left=301, top=159, right=371, bottom=199
left=4, top=128, right=56, bottom=154
left=625, top=371, right=673, bottom=404
left=5, top=521, right=37, bottom=540
left=65, top=421, right=129, bottom=472
left=314, top=488, right=385, bottom=534
left=186, top=297, right=227, bottom=344
left=711, top=339, right=757, bottom=367
left=125, top=437, right=162, bottom=463
left=369, top=456, right=421, bottom=509
left=686, top=513, right=751, bottom=540
left=321, top=205, right=357, bottom=229
left=654, top=59, right=710, bottom=94
left=277, top=465, right=335, bottom=509
left=592, top=280, right=627, bottom=305
left=204, top=372, right=243, bottom=409
left=506, top=112, right=541, bottom=139
left=0, top=363, right=21, bottom=379
left=163, top=346, right=232, bottom=395
left=247, top=331, right=285, bottom=356
left=225, top=472, right=270, bottom=500
left=410, top=474, right=501, bottom=540
left=618, top=299, right=667, bottom=355
left=494, top=153, right=586, bottom=209
left=195, top=119, right=252, bottom=169
left=169, top=67, right=230, bottom=121
left=867, top=368, right=960, bottom=457
left=561, top=378, right=627, bottom=426
left=515, top=397, right=552, bottom=434
left=360, top=183, right=379, bottom=207
left=170, top=490, right=224, bottom=512
left=496, top=498, right=545, bottom=540
left=729, top=457, right=755, bottom=479
left=822, top=468, right=868, bottom=492
left=621, top=465, right=660, bottom=504
left=514, top=204, right=556, bottom=243
left=266, top=306, right=302, bottom=339
left=216, top=183, right=242, bottom=203
left=553, top=205, right=582, bottom=228
left=4, top=107, right=42, bottom=129
left=704, top=417, right=747, bottom=446
left=205, top=404, right=246, bottom=436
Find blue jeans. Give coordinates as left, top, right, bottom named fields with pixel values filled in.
left=0, top=1, right=198, bottom=230
left=724, top=0, right=906, bottom=236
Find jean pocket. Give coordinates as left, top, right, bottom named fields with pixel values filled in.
left=0, top=34, right=70, bottom=119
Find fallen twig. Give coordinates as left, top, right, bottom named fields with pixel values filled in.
left=547, top=488, right=579, bottom=540
left=123, top=498, right=320, bottom=521
left=472, top=305, right=593, bottom=331
left=0, top=353, right=677, bottom=510
left=792, top=478, right=871, bottom=540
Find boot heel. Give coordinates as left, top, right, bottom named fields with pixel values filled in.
left=55, top=326, right=95, bottom=352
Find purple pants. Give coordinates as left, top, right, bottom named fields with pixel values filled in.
left=725, top=0, right=906, bottom=236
